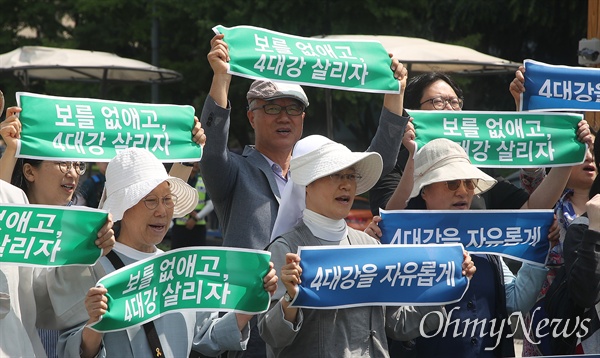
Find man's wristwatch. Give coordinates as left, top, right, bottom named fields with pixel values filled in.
left=283, top=291, right=293, bottom=302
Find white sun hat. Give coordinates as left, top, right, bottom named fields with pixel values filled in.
left=270, top=135, right=335, bottom=241
left=270, top=135, right=382, bottom=242
left=99, top=147, right=197, bottom=221
left=290, top=139, right=383, bottom=195
left=410, top=138, right=497, bottom=199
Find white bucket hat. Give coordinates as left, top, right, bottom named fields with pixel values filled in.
left=99, top=147, right=197, bottom=221
left=290, top=139, right=382, bottom=195
left=410, top=138, right=497, bottom=199
left=271, top=135, right=382, bottom=241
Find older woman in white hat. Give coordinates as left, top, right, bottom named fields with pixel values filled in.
left=258, top=135, right=475, bottom=358
left=58, top=147, right=278, bottom=358
left=374, top=137, right=558, bottom=358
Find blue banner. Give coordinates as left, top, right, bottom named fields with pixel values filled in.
left=521, top=59, right=600, bottom=112
left=292, top=244, right=469, bottom=309
left=379, top=210, right=553, bottom=266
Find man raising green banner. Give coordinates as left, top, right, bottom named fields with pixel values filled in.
left=213, top=25, right=400, bottom=93
left=198, top=28, right=409, bottom=357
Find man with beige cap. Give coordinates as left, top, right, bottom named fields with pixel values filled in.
left=201, top=33, right=411, bottom=357
left=201, top=33, right=410, bottom=252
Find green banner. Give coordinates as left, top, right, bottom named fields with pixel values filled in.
left=90, top=247, right=271, bottom=332
left=16, top=92, right=202, bottom=162
left=408, top=110, right=586, bottom=168
left=213, top=25, right=400, bottom=94
left=0, top=204, right=104, bottom=266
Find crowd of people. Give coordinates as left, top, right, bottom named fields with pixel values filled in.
left=1, top=31, right=599, bottom=358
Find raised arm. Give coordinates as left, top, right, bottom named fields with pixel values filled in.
left=385, top=120, right=416, bottom=210
left=508, top=65, right=525, bottom=110
left=521, top=120, right=593, bottom=209
left=0, top=107, right=22, bottom=182
left=367, top=55, right=409, bottom=177
left=383, top=54, right=407, bottom=116
left=208, top=33, right=232, bottom=108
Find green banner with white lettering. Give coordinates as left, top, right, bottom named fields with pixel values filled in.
left=408, top=110, right=585, bottom=168
left=0, top=204, right=104, bottom=266
left=90, top=247, right=271, bottom=332
left=16, top=92, right=202, bottom=162
left=213, top=25, right=399, bottom=94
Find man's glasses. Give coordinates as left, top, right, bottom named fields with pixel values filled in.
left=445, top=179, right=477, bottom=191
left=250, top=103, right=305, bottom=116
left=329, top=173, right=363, bottom=183
left=142, top=194, right=178, bottom=210
left=54, top=161, right=86, bottom=175
left=420, top=96, right=464, bottom=110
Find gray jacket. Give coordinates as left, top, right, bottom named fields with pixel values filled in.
left=199, top=96, right=408, bottom=250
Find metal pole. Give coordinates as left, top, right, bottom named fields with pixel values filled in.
left=151, top=1, right=159, bottom=103
left=326, top=89, right=333, bottom=139
left=101, top=69, right=108, bottom=98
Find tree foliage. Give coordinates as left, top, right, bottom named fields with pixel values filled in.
left=0, top=0, right=588, bottom=149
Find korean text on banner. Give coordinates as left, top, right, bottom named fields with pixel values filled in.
left=379, top=209, right=553, bottom=266
left=0, top=204, right=105, bottom=267
left=291, top=244, right=468, bottom=309
left=521, top=59, right=600, bottom=112
left=90, top=247, right=271, bottom=332
left=16, top=92, right=202, bottom=162
left=212, top=25, right=399, bottom=94
left=408, top=110, right=585, bottom=168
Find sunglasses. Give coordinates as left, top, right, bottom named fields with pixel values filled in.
left=445, top=179, right=478, bottom=191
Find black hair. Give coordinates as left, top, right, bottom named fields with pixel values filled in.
left=406, top=195, right=427, bottom=209
left=404, top=72, right=464, bottom=110
left=11, top=158, right=81, bottom=204
left=11, top=158, right=43, bottom=196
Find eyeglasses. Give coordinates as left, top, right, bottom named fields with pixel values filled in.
left=329, top=173, right=363, bottom=183
left=54, top=161, right=86, bottom=175
left=445, top=179, right=478, bottom=191
left=142, top=194, right=178, bottom=210
left=420, top=96, right=464, bottom=110
left=250, top=103, right=305, bottom=116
